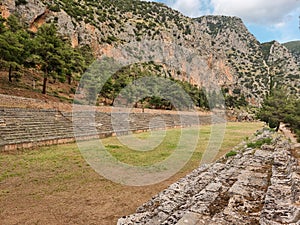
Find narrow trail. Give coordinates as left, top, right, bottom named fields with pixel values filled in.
left=280, top=124, right=299, bottom=145
left=280, top=123, right=300, bottom=165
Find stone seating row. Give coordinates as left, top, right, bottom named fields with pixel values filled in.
left=118, top=130, right=300, bottom=225
left=0, top=107, right=211, bottom=151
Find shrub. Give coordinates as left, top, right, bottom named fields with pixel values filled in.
left=247, top=137, right=272, bottom=148
left=226, top=151, right=237, bottom=158
left=49, top=4, right=60, bottom=12
left=106, top=145, right=120, bottom=149
left=15, top=0, right=27, bottom=6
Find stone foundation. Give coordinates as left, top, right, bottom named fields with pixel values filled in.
left=118, top=130, right=300, bottom=225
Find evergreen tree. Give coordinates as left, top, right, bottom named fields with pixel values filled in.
left=257, top=89, right=291, bottom=131
left=30, top=23, right=87, bottom=94
left=284, top=98, right=300, bottom=141
left=258, top=89, right=299, bottom=141
left=31, top=24, right=65, bottom=94
left=0, top=29, right=23, bottom=82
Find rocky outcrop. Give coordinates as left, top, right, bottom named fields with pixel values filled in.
left=196, top=16, right=300, bottom=103
left=118, top=130, right=300, bottom=224
left=0, top=0, right=14, bottom=19
left=195, top=16, right=269, bottom=102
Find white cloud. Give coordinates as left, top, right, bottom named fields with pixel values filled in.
left=210, top=0, right=300, bottom=27
left=144, top=0, right=300, bottom=42
left=171, top=0, right=202, bottom=18
left=140, top=0, right=204, bottom=17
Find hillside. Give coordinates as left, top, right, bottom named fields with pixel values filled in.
left=0, top=0, right=299, bottom=106
left=195, top=16, right=269, bottom=103
left=283, top=40, right=300, bottom=63
left=283, top=41, right=300, bottom=54
left=261, top=41, right=299, bottom=95
left=196, top=16, right=299, bottom=101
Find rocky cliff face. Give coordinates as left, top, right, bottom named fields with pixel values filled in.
left=1, top=0, right=299, bottom=105
left=196, top=16, right=299, bottom=103
left=195, top=16, right=270, bottom=103
left=262, top=41, right=300, bottom=95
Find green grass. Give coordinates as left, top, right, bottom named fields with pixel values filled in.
left=246, top=137, right=272, bottom=149
left=225, top=151, right=237, bottom=158
left=101, top=129, right=182, bottom=166
left=0, top=144, right=90, bottom=183
left=0, top=122, right=263, bottom=183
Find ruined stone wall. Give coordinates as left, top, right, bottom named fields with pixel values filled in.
left=118, top=130, right=300, bottom=225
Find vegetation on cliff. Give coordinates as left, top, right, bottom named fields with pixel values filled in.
left=0, top=14, right=248, bottom=110
left=283, top=41, right=300, bottom=57
left=0, top=0, right=298, bottom=114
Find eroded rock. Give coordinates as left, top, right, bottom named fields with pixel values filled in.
left=118, top=131, right=300, bottom=225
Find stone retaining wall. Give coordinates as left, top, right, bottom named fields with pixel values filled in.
left=0, top=94, right=211, bottom=115
left=118, top=130, right=300, bottom=225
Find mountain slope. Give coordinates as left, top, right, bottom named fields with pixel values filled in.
left=262, top=41, right=300, bottom=95
left=283, top=41, right=300, bottom=64
left=0, top=0, right=299, bottom=106
left=195, top=16, right=269, bottom=103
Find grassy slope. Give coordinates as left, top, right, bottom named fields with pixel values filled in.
left=0, top=122, right=263, bottom=224
left=283, top=40, right=300, bottom=54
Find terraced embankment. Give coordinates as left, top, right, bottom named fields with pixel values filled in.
left=118, top=130, right=300, bottom=225
left=0, top=107, right=210, bottom=151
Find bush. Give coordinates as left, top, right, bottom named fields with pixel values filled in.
left=14, top=71, right=22, bottom=82
left=226, top=151, right=237, bottom=158
left=15, top=0, right=27, bottom=6
left=296, top=131, right=300, bottom=143
left=49, top=4, right=60, bottom=12
left=247, top=137, right=272, bottom=148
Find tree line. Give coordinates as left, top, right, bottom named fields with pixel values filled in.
left=0, top=14, right=249, bottom=111
left=79, top=61, right=248, bottom=110
left=0, top=15, right=92, bottom=94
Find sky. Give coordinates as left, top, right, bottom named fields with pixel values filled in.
left=143, top=0, right=300, bottom=43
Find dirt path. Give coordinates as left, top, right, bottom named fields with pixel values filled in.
left=0, top=144, right=187, bottom=225
left=280, top=124, right=298, bottom=144
left=280, top=123, right=300, bottom=165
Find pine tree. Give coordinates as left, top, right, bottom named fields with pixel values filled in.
left=0, top=29, right=23, bottom=82
left=257, top=89, right=291, bottom=131
left=32, top=24, right=65, bottom=93
left=30, top=23, right=87, bottom=94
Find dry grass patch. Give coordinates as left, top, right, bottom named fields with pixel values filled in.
left=0, top=122, right=263, bottom=225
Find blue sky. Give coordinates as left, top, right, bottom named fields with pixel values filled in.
left=144, top=0, right=300, bottom=43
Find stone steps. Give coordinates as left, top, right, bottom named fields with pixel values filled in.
left=0, top=107, right=208, bottom=151
left=118, top=130, right=300, bottom=225
left=260, top=139, right=300, bottom=225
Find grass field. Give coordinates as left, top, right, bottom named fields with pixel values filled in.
left=0, top=122, right=263, bottom=225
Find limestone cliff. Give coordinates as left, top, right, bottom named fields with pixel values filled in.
left=0, top=0, right=299, bottom=105
left=262, top=41, right=300, bottom=95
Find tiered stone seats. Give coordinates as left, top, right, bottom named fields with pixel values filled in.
left=0, top=107, right=211, bottom=151
left=0, top=108, right=74, bottom=150
left=118, top=130, right=300, bottom=225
